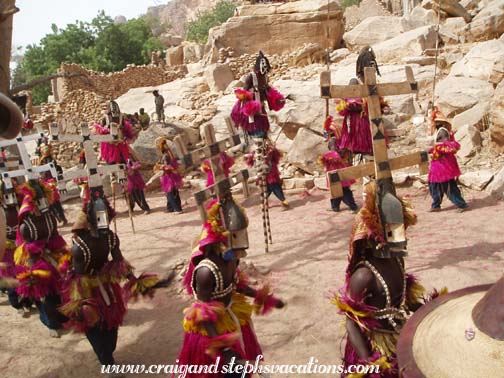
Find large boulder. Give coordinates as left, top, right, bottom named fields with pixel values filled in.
left=273, top=79, right=326, bottom=139
left=204, top=63, right=234, bottom=93
left=131, top=124, right=186, bottom=165
left=330, top=48, right=350, bottom=63
left=452, top=102, right=491, bottom=132
left=449, top=39, right=504, bottom=84
left=373, top=25, right=437, bottom=62
left=454, top=124, right=482, bottom=158
left=343, top=16, right=404, bottom=49
left=486, top=165, right=504, bottom=199
left=165, top=45, right=184, bottom=66
left=183, top=42, right=205, bottom=64
left=490, top=80, right=504, bottom=151
left=434, top=76, right=494, bottom=117
left=206, top=0, right=344, bottom=57
left=401, top=6, right=437, bottom=31
left=467, top=0, right=504, bottom=42
left=159, top=33, right=183, bottom=48
left=286, top=128, right=326, bottom=174
left=459, top=170, right=494, bottom=190
left=421, top=0, right=472, bottom=21
left=441, top=17, right=467, bottom=41
left=200, top=94, right=236, bottom=141
left=116, top=76, right=206, bottom=121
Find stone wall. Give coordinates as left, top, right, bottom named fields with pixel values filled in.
left=55, top=63, right=187, bottom=102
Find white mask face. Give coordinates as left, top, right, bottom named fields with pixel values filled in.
left=37, top=197, right=49, bottom=213
left=259, top=58, right=268, bottom=75
left=96, top=209, right=109, bottom=230
left=3, top=193, right=17, bottom=206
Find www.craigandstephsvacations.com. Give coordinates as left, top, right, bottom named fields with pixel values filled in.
left=101, top=355, right=382, bottom=376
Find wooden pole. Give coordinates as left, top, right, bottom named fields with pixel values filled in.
left=0, top=0, right=18, bottom=95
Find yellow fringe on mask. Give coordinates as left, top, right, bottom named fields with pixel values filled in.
left=183, top=292, right=254, bottom=336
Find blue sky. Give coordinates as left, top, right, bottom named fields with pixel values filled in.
left=12, top=0, right=165, bottom=48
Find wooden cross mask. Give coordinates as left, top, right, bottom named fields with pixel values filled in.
left=50, top=122, right=126, bottom=194
left=0, top=133, right=58, bottom=203
left=320, top=66, right=429, bottom=257
left=181, top=118, right=250, bottom=250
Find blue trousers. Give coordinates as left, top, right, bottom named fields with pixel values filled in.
left=429, top=179, right=468, bottom=209
left=331, top=187, right=358, bottom=211
left=267, top=182, right=285, bottom=202
left=86, top=326, right=118, bottom=365
left=166, top=188, right=182, bottom=212
left=35, top=294, right=65, bottom=330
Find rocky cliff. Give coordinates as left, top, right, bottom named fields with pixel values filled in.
left=147, top=0, right=221, bottom=37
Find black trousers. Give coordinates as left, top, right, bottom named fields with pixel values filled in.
left=8, top=289, right=32, bottom=310
left=86, top=326, right=118, bottom=365
left=266, top=182, right=286, bottom=202
left=330, top=187, right=358, bottom=211
left=51, top=201, right=67, bottom=222
left=129, top=189, right=150, bottom=211
left=166, top=189, right=182, bottom=212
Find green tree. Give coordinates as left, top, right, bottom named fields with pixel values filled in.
left=340, top=0, right=362, bottom=9
left=186, top=0, right=236, bottom=44
left=14, top=11, right=165, bottom=104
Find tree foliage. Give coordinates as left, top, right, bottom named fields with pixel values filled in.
left=186, top=1, right=236, bottom=44
left=340, top=0, right=362, bottom=9
left=15, top=11, right=165, bottom=104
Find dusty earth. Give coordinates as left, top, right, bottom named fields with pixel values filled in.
left=0, top=183, right=503, bottom=378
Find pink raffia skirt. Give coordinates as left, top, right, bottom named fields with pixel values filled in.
left=161, top=173, right=183, bottom=193
left=177, top=323, right=262, bottom=378
left=101, top=142, right=129, bottom=164
left=127, top=172, right=146, bottom=193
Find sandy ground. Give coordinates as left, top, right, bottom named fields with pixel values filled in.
left=0, top=184, right=503, bottom=378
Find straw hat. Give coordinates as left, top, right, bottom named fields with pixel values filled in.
left=398, top=278, right=504, bottom=377
left=433, top=113, right=451, bottom=125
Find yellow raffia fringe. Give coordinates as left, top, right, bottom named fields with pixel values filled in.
left=205, top=332, right=240, bottom=357
left=5, top=240, right=16, bottom=251
left=371, top=331, right=398, bottom=358
left=331, top=296, right=372, bottom=331
left=406, top=280, right=425, bottom=308
left=336, top=99, right=348, bottom=113
left=16, top=269, right=51, bottom=280
left=13, top=245, right=28, bottom=266
left=58, top=252, right=72, bottom=270
left=130, top=275, right=159, bottom=295
left=206, top=201, right=229, bottom=239
left=183, top=293, right=253, bottom=336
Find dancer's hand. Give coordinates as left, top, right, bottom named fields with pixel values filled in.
left=275, top=299, right=285, bottom=309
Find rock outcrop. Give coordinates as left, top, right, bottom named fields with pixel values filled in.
left=490, top=80, right=504, bottom=151
left=206, top=0, right=344, bottom=58
left=435, top=76, right=494, bottom=117
left=343, top=16, right=404, bottom=49
left=467, top=0, right=504, bottom=42
left=373, top=25, right=437, bottom=62
left=449, top=39, right=504, bottom=84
